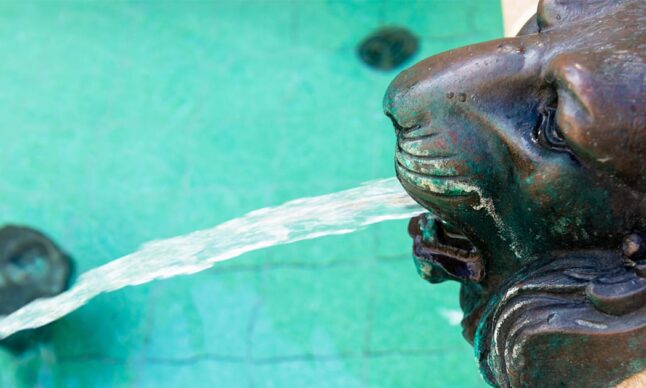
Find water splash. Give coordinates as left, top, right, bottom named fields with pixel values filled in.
left=0, top=178, right=423, bottom=339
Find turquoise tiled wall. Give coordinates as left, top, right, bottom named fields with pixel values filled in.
left=0, top=1, right=502, bottom=386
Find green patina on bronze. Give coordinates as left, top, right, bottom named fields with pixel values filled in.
left=384, top=0, right=645, bottom=386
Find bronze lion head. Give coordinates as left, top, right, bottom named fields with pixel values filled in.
left=385, top=1, right=645, bottom=386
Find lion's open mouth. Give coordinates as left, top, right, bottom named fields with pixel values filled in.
left=408, top=213, right=484, bottom=283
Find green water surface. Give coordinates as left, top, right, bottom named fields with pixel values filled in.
left=0, top=1, right=502, bottom=386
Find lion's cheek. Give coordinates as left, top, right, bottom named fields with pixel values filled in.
left=523, top=165, right=579, bottom=220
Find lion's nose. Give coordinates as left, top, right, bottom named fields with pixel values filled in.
left=383, top=88, right=405, bottom=133
left=385, top=110, right=413, bottom=137
left=384, top=35, right=541, bottom=133
left=383, top=64, right=422, bottom=132
left=386, top=112, right=402, bottom=135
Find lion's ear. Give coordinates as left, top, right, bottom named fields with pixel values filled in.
left=547, top=51, right=646, bottom=192
left=537, top=0, right=625, bottom=30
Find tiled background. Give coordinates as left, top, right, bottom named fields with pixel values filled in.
left=0, top=1, right=502, bottom=386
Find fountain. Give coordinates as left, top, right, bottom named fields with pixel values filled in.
left=0, top=1, right=643, bottom=386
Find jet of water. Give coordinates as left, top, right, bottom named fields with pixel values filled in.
left=0, top=178, right=423, bottom=339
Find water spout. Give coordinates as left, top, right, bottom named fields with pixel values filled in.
left=0, top=178, right=423, bottom=339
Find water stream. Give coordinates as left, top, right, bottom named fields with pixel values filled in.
left=0, top=177, right=423, bottom=339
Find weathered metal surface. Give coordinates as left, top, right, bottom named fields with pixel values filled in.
left=385, top=0, right=646, bottom=386
left=0, top=225, right=72, bottom=352
left=0, top=225, right=72, bottom=316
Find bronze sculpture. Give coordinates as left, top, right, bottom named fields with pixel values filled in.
left=384, top=0, right=645, bottom=386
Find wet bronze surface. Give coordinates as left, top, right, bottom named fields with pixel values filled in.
left=385, top=0, right=645, bottom=386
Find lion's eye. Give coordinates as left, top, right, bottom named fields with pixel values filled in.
left=533, top=107, right=567, bottom=150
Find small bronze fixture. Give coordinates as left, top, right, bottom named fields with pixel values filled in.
left=357, top=26, right=418, bottom=71
left=385, top=0, right=645, bottom=386
left=0, top=225, right=73, bottom=352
